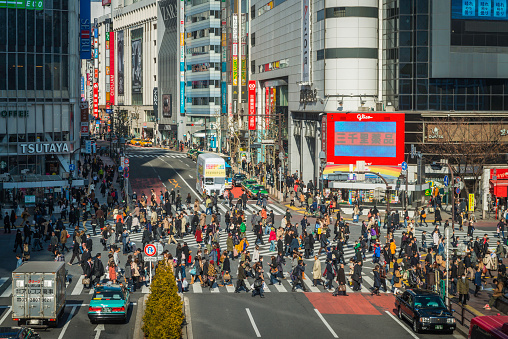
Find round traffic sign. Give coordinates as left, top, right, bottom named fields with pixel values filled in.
left=124, top=158, right=129, bottom=165
left=144, top=244, right=156, bottom=257
left=456, top=188, right=460, bottom=195
left=124, top=166, right=129, bottom=173
left=124, top=172, right=129, bottom=178
left=401, top=161, right=408, bottom=171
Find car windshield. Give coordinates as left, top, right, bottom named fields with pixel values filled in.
left=414, top=295, right=446, bottom=309
left=93, top=291, right=124, bottom=300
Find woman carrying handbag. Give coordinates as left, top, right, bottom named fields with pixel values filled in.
left=333, top=263, right=348, bottom=296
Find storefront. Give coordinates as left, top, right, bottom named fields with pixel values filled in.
left=490, top=168, right=508, bottom=213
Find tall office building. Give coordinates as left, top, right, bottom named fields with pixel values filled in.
left=0, top=0, right=83, bottom=204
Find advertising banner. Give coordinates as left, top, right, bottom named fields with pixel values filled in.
left=109, top=31, right=115, bottom=105
left=221, top=82, right=227, bottom=114
left=152, top=87, right=158, bottom=116
left=180, top=0, right=185, bottom=114
left=248, top=81, right=256, bottom=130
left=162, top=94, right=172, bottom=118
left=80, top=0, right=91, bottom=59
left=232, top=13, right=238, bottom=87
left=321, top=115, right=326, bottom=155
left=326, top=113, right=405, bottom=166
left=131, top=28, right=143, bottom=94
left=265, top=87, right=270, bottom=127
left=469, top=193, right=475, bottom=212
left=93, top=83, right=99, bottom=118
left=117, top=31, right=124, bottom=95
left=301, top=0, right=310, bottom=82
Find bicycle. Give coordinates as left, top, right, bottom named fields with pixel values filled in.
left=304, top=209, right=320, bottom=218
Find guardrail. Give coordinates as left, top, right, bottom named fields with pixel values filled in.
left=446, top=297, right=477, bottom=329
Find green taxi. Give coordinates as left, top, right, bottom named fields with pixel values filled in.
left=241, top=178, right=257, bottom=190
left=249, top=185, right=268, bottom=198
left=186, top=149, right=197, bottom=158
left=88, top=284, right=130, bottom=323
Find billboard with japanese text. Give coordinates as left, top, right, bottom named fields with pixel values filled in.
left=326, top=113, right=405, bottom=166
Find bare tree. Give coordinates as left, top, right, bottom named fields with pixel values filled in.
left=423, top=117, right=508, bottom=196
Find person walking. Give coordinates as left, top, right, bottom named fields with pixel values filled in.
left=312, top=255, right=322, bottom=287
left=371, top=265, right=381, bottom=296
left=92, top=253, right=105, bottom=286
left=333, top=263, right=348, bottom=296
left=59, top=227, right=69, bottom=252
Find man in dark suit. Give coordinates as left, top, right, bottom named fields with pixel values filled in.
left=83, top=256, right=93, bottom=289
left=92, top=253, right=105, bottom=286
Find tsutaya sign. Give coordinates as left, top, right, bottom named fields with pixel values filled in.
left=18, top=142, right=72, bottom=155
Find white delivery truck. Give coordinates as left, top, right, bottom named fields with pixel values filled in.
left=11, top=262, right=66, bottom=328
left=196, top=153, right=226, bottom=197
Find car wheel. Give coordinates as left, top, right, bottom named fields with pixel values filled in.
left=398, top=307, right=402, bottom=319
left=412, top=319, right=420, bottom=334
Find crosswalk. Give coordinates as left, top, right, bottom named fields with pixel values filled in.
left=127, top=154, right=186, bottom=159
left=392, top=226, right=502, bottom=252
left=0, top=267, right=389, bottom=297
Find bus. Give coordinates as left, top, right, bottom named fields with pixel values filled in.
left=218, top=154, right=233, bottom=189
left=196, top=153, right=226, bottom=197
left=469, top=315, right=508, bottom=339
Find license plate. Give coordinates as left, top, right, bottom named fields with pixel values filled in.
left=435, top=325, right=443, bottom=330
left=102, top=308, right=111, bottom=313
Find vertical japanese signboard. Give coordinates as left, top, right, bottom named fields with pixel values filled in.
left=180, top=0, right=185, bottom=114
left=80, top=0, right=91, bottom=59
left=265, top=87, right=270, bottom=127
left=321, top=115, right=326, bottom=155
left=93, top=83, right=99, bottom=118
left=248, top=81, right=256, bottom=130
left=301, top=0, right=310, bottom=82
left=105, top=31, right=110, bottom=110
left=232, top=13, right=238, bottom=87
left=110, top=31, right=115, bottom=105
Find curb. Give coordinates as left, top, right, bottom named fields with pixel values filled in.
left=182, top=295, right=192, bottom=339
left=133, top=294, right=148, bottom=339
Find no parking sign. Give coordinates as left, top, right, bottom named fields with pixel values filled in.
left=144, top=244, right=156, bottom=257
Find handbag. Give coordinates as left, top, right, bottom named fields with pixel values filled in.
left=82, top=278, right=90, bottom=285
left=338, top=285, right=346, bottom=292
left=253, top=279, right=263, bottom=289
left=189, top=268, right=197, bottom=275
left=233, top=248, right=238, bottom=257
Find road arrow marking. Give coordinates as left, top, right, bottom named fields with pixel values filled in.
left=94, top=324, right=105, bottom=339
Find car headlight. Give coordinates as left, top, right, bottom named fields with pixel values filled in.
left=447, top=318, right=455, bottom=324
left=420, top=317, right=430, bottom=323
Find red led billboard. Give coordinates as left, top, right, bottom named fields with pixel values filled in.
left=326, top=113, right=405, bottom=166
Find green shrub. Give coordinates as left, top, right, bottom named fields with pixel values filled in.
left=142, top=261, right=183, bottom=338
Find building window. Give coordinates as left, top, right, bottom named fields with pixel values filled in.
left=317, top=49, right=324, bottom=60
left=317, top=9, right=324, bottom=21
left=251, top=60, right=255, bottom=74
left=251, top=5, right=255, bottom=19
left=251, top=32, right=255, bottom=46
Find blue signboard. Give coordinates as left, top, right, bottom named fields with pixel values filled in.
left=79, top=0, right=91, bottom=59
left=401, top=161, right=408, bottom=171
left=444, top=175, right=449, bottom=187
left=69, top=164, right=75, bottom=172
left=221, top=82, right=227, bottom=114
left=85, top=140, right=92, bottom=154
left=210, top=136, right=216, bottom=149
left=105, top=109, right=112, bottom=114
left=180, top=80, right=185, bottom=114
left=452, top=0, right=507, bottom=20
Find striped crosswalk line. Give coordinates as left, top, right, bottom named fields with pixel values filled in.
left=71, top=275, right=85, bottom=295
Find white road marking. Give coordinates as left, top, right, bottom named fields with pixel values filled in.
left=272, top=282, right=287, bottom=292
left=189, top=175, right=193, bottom=178
left=314, top=309, right=339, bottom=338
left=246, top=308, right=261, bottom=337
left=303, top=273, right=320, bottom=292
left=0, top=307, right=11, bottom=325
left=384, top=310, right=419, bottom=339
left=192, top=283, right=202, bottom=293
left=0, top=284, right=12, bottom=298
left=225, top=284, right=235, bottom=293
left=57, top=305, right=78, bottom=339
left=141, top=285, right=150, bottom=294
left=94, top=324, right=105, bottom=339
left=159, top=157, right=203, bottom=202
left=71, top=275, right=85, bottom=295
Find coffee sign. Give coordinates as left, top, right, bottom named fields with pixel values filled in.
left=18, top=142, right=72, bottom=155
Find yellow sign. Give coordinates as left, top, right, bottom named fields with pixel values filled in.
left=204, top=163, right=225, bottom=178
left=469, top=193, right=475, bottom=212
left=232, top=57, right=238, bottom=86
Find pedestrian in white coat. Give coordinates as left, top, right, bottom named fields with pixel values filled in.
left=312, top=255, right=322, bottom=286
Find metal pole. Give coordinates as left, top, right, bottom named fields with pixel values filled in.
left=445, top=226, right=449, bottom=306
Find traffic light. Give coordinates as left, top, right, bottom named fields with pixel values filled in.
left=396, top=179, right=401, bottom=191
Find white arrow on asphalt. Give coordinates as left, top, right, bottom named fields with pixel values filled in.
left=94, top=324, right=105, bottom=339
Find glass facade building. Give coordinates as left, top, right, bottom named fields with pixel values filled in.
left=185, top=0, right=222, bottom=119
left=383, top=0, right=508, bottom=112
left=0, top=0, right=80, bottom=188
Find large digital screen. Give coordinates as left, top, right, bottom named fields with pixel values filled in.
left=326, top=113, right=405, bottom=166
left=452, top=0, right=508, bottom=21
